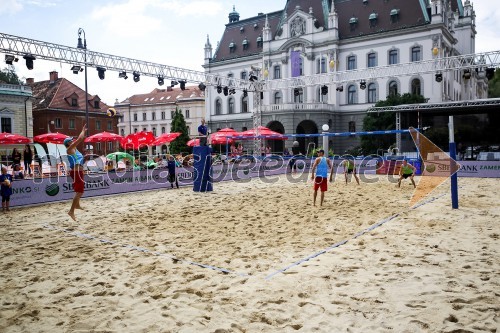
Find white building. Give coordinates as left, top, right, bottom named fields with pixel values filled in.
left=203, top=0, right=483, bottom=153
left=115, top=86, right=205, bottom=153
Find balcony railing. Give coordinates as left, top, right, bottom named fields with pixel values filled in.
left=0, top=83, right=32, bottom=92
left=261, top=103, right=336, bottom=112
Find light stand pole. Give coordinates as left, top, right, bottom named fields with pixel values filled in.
left=77, top=28, right=89, bottom=136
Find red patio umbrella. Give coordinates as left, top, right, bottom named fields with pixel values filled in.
left=187, top=138, right=200, bottom=147
left=0, top=132, right=31, bottom=144
left=240, top=126, right=286, bottom=140
left=85, top=131, right=123, bottom=143
left=151, top=132, right=181, bottom=146
left=210, top=134, right=235, bottom=145
left=34, top=132, right=70, bottom=144
left=121, top=131, right=155, bottom=149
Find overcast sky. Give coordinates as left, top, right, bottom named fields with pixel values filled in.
left=1, top=0, right=497, bottom=105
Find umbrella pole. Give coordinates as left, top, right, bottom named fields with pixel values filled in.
left=226, top=138, right=229, bottom=160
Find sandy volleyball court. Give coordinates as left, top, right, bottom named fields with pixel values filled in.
left=0, top=175, right=498, bottom=332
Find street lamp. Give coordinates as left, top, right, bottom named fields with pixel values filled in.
left=77, top=28, right=89, bottom=136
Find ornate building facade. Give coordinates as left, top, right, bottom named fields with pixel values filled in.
left=203, top=0, right=483, bottom=153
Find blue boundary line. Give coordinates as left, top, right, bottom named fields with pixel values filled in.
left=264, top=192, right=448, bottom=280
left=41, top=223, right=249, bottom=277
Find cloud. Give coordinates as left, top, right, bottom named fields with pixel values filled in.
left=155, top=0, right=224, bottom=17
left=0, top=0, right=23, bottom=15
left=91, top=0, right=163, bottom=38
left=473, top=1, right=500, bottom=52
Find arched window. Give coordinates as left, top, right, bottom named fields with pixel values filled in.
left=134, top=128, right=138, bottom=133
left=161, top=127, right=166, bottom=134
left=274, top=91, right=282, bottom=104
left=215, top=98, right=222, bottom=115
left=411, top=46, right=421, bottom=62
left=347, top=85, right=357, bottom=104
left=293, top=88, right=304, bottom=103
left=274, top=65, right=281, bottom=79
left=389, top=81, right=398, bottom=96
left=411, top=78, right=421, bottom=95
left=367, top=83, right=377, bottom=103
left=228, top=97, right=235, bottom=114
left=241, top=95, right=248, bottom=113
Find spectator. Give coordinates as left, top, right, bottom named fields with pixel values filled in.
left=11, top=148, right=21, bottom=166
left=167, top=155, right=179, bottom=189
left=1, top=166, right=13, bottom=212
left=23, top=145, right=33, bottom=176
left=198, top=118, right=208, bottom=146
left=13, top=164, right=24, bottom=180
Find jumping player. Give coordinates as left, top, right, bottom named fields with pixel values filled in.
left=311, top=149, right=332, bottom=207
left=398, top=159, right=416, bottom=188
left=64, top=124, right=87, bottom=221
left=339, top=156, right=360, bottom=185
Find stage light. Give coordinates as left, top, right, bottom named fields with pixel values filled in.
left=179, top=80, right=186, bottom=90
left=243, top=89, right=248, bottom=97
left=198, top=82, right=206, bottom=91
left=5, top=55, right=18, bottom=65
left=133, top=71, right=140, bottom=82
left=23, top=54, right=36, bottom=70
left=71, top=65, right=83, bottom=74
left=435, top=73, right=443, bottom=82
left=171, top=80, right=178, bottom=87
left=217, top=85, right=222, bottom=94
left=336, top=86, right=343, bottom=92
left=96, top=67, right=106, bottom=80
left=229, top=88, right=236, bottom=95
left=485, top=68, right=495, bottom=80
left=249, top=71, right=258, bottom=82
left=321, top=85, right=328, bottom=95
left=157, top=75, right=164, bottom=86
left=223, top=86, right=229, bottom=96
left=294, top=88, right=300, bottom=96
left=462, top=69, right=471, bottom=80
left=359, top=80, right=366, bottom=90
left=119, top=71, right=128, bottom=79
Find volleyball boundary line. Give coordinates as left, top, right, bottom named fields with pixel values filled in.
left=264, top=192, right=448, bottom=280
left=40, top=223, right=250, bottom=277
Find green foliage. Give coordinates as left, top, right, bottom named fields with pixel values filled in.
left=361, top=93, right=427, bottom=154
left=487, top=68, right=500, bottom=98
left=0, top=67, right=22, bottom=85
left=169, top=107, right=190, bottom=154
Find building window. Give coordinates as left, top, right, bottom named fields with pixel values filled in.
left=347, top=85, right=357, bottom=104
left=274, top=91, right=282, bottom=104
left=215, top=99, right=222, bottom=115
left=411, top=78, right=421, bottom=95
left=229, top=42, right=236, bottom=53
left=107, top=121, right=112, bottom=131
left=106, top=142, right=112, bottom=151
left=69, top=119, right=75, bottom=129
left=349, top=17, right=358, bottom=31
left=389, top=50, right=398, bottom=65
left=241, top=71, right=247, bottom=81
left=95, top=120, right=101, bottom=130
left=152, top=112, right=156, bottom=120
left=242, top=126, right=248, bottom=131
left=347, top=56, right=356, bottom=70
left=242, top=38, right=249, bottom=50
left=257, top=36, right=263, bottom=48
left=411, top=46, right=421, bottom=62
left=367, top=83, right=377, bottom=103
left=298, top=57, right=303, bottom=76
left=228, top=97, right=235, bottom=114
left=120, top=129, right=125, bottom=136
left=317, top=57, right=327, bottom=74
left=186, top=126, right=190, bottom=135
left=55, top=118, right=62, bottom=129
left=143, top=128, right=147, bottom=132
left=389, top=81, right=398, bottom=96
left=71, top=98, right=77, bottom=107
left=96, top=142, right=101, bottom=151
left=94, top=100, right=99, bottom=108
left=367, top=53, right=377, bottom=68
left=369, top=12, right=378, bottom=27
left=241, top=96, right=248, bottom=113
left=133, top=113, right=138, bottom=122
left=152, top=127, right=156, bottom=136
left=0, top=117, right=12, bottom=133
left=293, top=88, right=304, bottom=103
left=274, top=65, right=281, bottom=79
left=142, top=113, right=147, bottom=121
left=185, top=110, right=190, bottom=119
left=227, top=73, right=234, bottom=86
left=390, top=9, right=400, bottom=23
left=348, top=121, right=356, bottom=132
left=171, top=110, right=175, bottom=119
left=161, top=127, right=165, bottom=134
left=161, top=111, right=166, bottom=120
left=134, top=128, right=138, bottom=133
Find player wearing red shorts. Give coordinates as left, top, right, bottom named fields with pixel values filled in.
left=64, top=124, right=87, bottom=221
left=310, top=149, right=332, bottom=207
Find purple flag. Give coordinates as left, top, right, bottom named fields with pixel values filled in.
left=291, top=51, right=301, bottom=77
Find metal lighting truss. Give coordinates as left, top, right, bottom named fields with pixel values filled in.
left=366, top=98, right=500, bottom=113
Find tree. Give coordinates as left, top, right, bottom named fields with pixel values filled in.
left=0, top=67, right=23, bottom=85
left=487, top=68, right=500, bottom=98
left=361, top=93, right=428, bottom=154
left=169, top=107, right=190, bottom=154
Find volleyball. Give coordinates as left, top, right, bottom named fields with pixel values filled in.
left=107, top=108, right=117, bottom=117
left=4, top=179, right=10, bottom=186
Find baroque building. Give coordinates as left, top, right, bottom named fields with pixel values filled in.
left=203, top=0, right=481, bottom=153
